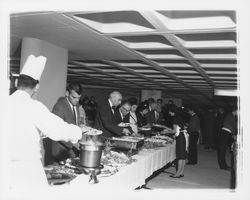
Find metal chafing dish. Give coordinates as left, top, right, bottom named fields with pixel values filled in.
left=110, top=136, right=144, bottom=150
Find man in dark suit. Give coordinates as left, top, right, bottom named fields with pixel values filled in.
left=114, top=100, right=131, bottom=124
left=94, top=91, right=131, bottom=138
left=145, top=101, right=163, bottom=125
left=51, top=83, right=83, bottom=163
left=187, top=106, right=200, bottom=165
left=217, top=107, right=238, bottom=170
left=114, top=100, right=135, bottom=133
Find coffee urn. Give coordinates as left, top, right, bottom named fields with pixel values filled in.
left=79, top=133, right=104, bottom=183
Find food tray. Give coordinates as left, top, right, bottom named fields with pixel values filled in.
left=111, top=137, right=144, bottom=150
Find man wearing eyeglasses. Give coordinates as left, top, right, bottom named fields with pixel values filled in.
left=94, top=91, right=131, bottom=138
left=114, top=100, right=132, bottom=125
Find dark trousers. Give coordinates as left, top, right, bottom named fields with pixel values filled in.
left=217, top=129, right=232, bottom=168
left=188, top=131, right=199, bottom=164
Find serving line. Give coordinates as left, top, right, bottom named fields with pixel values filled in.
left=69, top=142, right=176, bottom=190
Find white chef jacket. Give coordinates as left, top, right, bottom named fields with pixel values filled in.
left=7, top=90, right=82, bottom=191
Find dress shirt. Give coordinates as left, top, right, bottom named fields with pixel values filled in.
left=155, top=111, right=159, bottom=122
left=130, top=111, right=137, bottom=124
left=66, top=97, right=78, bottom=124
left=119, top=109, right=124, bottom=120
left=108, top=99, right=115, bottom=114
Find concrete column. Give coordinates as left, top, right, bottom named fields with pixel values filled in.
left=20, top=37, right=68, bottom=165
left=20, top=37, right=68, bottom=111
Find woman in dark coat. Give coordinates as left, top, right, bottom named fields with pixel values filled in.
left=161, top=105, right=187, bottom=178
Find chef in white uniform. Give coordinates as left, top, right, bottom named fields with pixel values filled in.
left=7, top=55, right=85, bottom=192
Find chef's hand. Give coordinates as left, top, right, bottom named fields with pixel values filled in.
left=118, top=122, right=126, bottom=127
left=122, top=128, right=131, bottom=136
left=80, top=125, right=93, bottom=133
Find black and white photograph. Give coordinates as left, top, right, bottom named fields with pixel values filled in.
left=0, top=0, right=250, bottom=200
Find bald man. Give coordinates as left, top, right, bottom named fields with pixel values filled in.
left=94, top=91, right=131, bottom=138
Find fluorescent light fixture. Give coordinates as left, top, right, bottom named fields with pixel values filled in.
left=77, top=63, right=110, bottom=67
left=157, top=63, right=192, bottom=68
left=141, top=54, right=185, bottom=59
left=214, top=89, right=238, bottom=96
left=116, top=63, right=149, bottom=67
left=169, top=70, right=199, bottom=74
left=155, top=11, right=236, bottom=30
left=193, top=54, right=236, bottom=59
left=175, top=37, right=236, bottom=48
left=74, top=16, right=154, bottom=33
left=201, top=64, right=237, bottom=68
left=133, top=69, right=159, bottom=73
left=114, top=38, right=173, bottom=49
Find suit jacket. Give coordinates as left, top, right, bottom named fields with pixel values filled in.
left=117, top=112, right=134, bottom=133
left=52, top=97, right=80, bottom=125
left=136, top=112, right=148, bottom=127
left=94, top=100, right=124, bottom=138
left=51, top=97, right=80, bottom=162
left=145, top=110, right=163, bottom=125
left=187, top=113, right=200, bottom=133
left=123, top=113, right=130, bottom=123
left=114, top=108, right=124, bottom=124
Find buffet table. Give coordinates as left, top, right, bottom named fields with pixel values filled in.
left=69, top=142, right=175, bottom=190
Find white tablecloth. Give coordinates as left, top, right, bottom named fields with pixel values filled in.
left=70, top=142, right=176, bottom=190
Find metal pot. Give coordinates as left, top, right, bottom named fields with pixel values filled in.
left=79, top=140, right=103, bottom=168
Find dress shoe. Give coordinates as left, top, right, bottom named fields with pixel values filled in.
left=135, top=184, right=152, bottom=190
left=169, top=174, right=184, bottom=178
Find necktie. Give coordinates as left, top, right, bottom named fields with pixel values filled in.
left=155, top=111, right=159, bottom=122
left=111, top=106, right=116, bottom=115
left=73, top=106, right=77, bottom=124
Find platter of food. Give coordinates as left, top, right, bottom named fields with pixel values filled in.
left=99, top=165, right=119, bottom=178
left=111, top=137, right=144, bottom=150
left=138, top=127, right=151, bottom=131
left=45, top=164, right=78, bottom=185
left=152, top=124, right=168, bottom=129
left=118, top=122, right=131, bottom=127
left=152, top=135, right=174, bottom=143
left=85, top=128, right=103, bottom=135
left=101, top=151, right=136, bottom=167
left=142, top=138, right=168, bottom=149
left=121, top=135, right=144, bottom=141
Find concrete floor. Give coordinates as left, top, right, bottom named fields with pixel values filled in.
left=146, top=145, right=232, bottom=189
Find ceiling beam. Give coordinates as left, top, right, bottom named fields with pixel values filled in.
left=103, top=59, right=173, bottom=90
left=139, top=11, right=216, bottom=88
left=67, top=71, right=139, bottom=90
left=104, top=28, right=236, bottom=37
left=71, top=61, right=152, bottom=90
left=69, top=78, right=139, bottom=91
